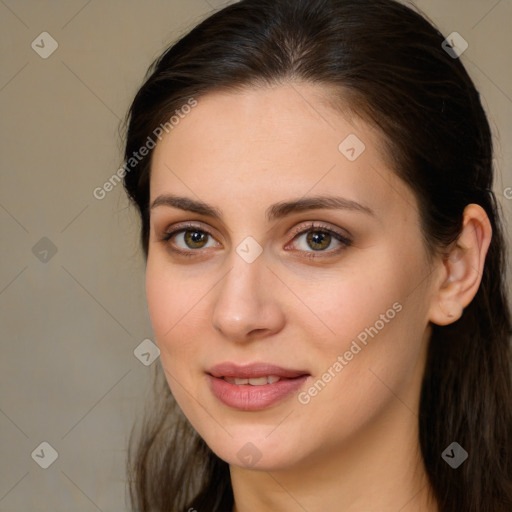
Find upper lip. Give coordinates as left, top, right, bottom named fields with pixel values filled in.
left=208, top=362, right=309, bottom=379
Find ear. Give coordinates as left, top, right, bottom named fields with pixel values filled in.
left=428, top=204, right=492, bottom=326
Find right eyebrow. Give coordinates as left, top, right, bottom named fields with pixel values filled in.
left=150, top=195, right=223, bottom=219
left=150, top=193, right=375, bottom=221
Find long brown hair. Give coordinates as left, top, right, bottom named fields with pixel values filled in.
left=123, top=0, right=512, bottom=510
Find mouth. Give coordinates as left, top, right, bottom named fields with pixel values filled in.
left=207, top=362, right=310, bottom=410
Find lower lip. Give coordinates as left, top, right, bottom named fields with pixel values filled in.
left=207, top=375, right=309, bottom=411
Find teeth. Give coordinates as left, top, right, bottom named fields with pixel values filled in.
left=248, top=377, right=268, bottom=386
left=224, top=375, right=282, bottom=385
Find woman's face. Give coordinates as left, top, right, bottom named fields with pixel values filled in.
left=146, top=83, right=437, bottom=471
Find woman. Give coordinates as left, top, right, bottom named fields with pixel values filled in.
left=122, top=0, right=512, bottom=510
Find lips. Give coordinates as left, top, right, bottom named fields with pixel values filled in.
left=207, top=362, right=310, bottom=410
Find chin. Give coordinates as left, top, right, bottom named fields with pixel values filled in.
left=202, top=427, right=307, bottom=471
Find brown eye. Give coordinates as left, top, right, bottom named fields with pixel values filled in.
left=289, top=225, right=351, bottom=255
left=305, top=231, right=332, bottom=251
left=162, top=225, right=219, bottom=255
left=183, top=230, right=209, bottom=249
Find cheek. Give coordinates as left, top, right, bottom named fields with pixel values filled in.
left=291, top=300, right=425, bottom=451
left=145, top=264, right=201, bottom=406
left=300, top=248, right=428, bottom=397
left=303, top=261, right=408, bottom=354
left=145, top=260, right=194, bottom=355
left=145, top=259, right=211, bottom=376
left=145, top=265, right=173, bottom=340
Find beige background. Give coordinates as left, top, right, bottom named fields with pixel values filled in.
left=1, top=0, right=511, bottom=510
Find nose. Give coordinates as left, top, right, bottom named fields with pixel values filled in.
left=212, top=252, right=285, bottom=343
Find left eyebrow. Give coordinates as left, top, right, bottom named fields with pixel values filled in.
left=149, top=194, right=375, bottom=221
left=266, top=195, right=375, bottom=221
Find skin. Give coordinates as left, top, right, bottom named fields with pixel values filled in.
left=146, top=83, right=491, bottom=512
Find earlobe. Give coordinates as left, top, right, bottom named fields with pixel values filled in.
left=436, top=299, right=464, bottom=324
left=428, top=204, right=492, bottom=327
left=430, top=281, right=465, bottom=326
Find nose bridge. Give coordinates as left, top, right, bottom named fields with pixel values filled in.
left=212, top=249, right=283, bottom=340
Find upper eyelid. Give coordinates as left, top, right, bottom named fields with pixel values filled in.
left=287, top=222, right=351, bottom=241
left=161, top=221, right=221, bottom=241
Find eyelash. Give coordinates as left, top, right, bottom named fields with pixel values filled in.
left=160, top=222, right=352, bottom=259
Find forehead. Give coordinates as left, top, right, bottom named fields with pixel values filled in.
left=149, top=83, right=416, bottom=222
